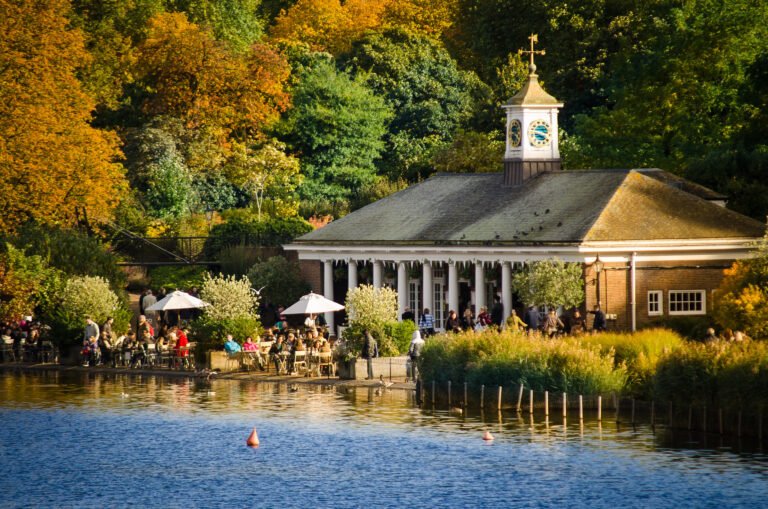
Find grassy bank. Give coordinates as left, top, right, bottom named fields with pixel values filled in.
left=420, top=329, right=768, bottom=408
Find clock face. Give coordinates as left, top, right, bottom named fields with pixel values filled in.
left=528, top=119, right=551, bottom=147
left=508, top=119, right=522, bottom=148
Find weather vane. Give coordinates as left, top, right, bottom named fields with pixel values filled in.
left=518, top=34, right=545, bottom=71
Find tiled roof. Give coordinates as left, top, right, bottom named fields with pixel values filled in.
left=295, top=170, right=764, bottom=245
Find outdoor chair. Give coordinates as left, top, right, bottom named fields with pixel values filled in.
left=145, top=343, right=159, bottom=367
left=1, top=337, right=15, bottom=363
left=317, top=351, right=334, bottom=377
left=224, top=351, right=241, bottom=372
left=39, top=341, right=55, bottom=363
left=292, top=350, right=307, bottom=374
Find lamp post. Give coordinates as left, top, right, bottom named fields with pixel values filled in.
left=593, top=255, right=604, bottom=307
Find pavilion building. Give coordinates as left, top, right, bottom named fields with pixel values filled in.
left=284, top=47, right=765, bottom=334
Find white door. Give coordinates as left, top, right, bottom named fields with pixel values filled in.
left=408, top=280, right=420, bottom=322
left=433, top=266, right=445, bottom=330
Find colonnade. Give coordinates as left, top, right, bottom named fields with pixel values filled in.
left=321, top=259, right=516, bottom=334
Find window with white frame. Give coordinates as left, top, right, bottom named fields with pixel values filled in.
left=648, top=291, right=663, bottom=316
left=668, top=290, right=706, bottom=315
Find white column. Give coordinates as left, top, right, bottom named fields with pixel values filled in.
left=501, top=261, right=512, bottom=326
left=323, top=260, right=335, bottom=334
left=347, top=260, right=358, bottom=290
left=372, top=260, right=383, bottom=288
left=448, top=262, right=459, bottom=313
left=397, top=262, right=408, bottom=321
left=475, top=261, right=485, bottom=316
left=631, top=252, right=637, bottom=332
left=422, top=261, right=433, bottom=314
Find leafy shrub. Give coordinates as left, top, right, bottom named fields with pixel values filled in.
left=653, top=342, right=722, bottom=406
left=345, top=284, right=398, bottom=329
left=0, top=245, right=50, bottom=322
left=8, top=224, right=125, bottom=290
left=648, top=315, right=711, bottom=340
left=204, top=215, right=312, bottom=256
left=45, top=276, right=131, bottom=346
left=217, top=245, right=263, bottom=276
left=247, top=256, right=310, bottom=307
left=343, top=319, right=417, bottom=357
left=192, top=273, right=261, bottom=352
left=383, top=320, right=418, bottom=355
left=148, top=265, right=206, bottom=291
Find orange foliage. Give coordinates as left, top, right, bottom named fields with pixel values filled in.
left=137, top=13, right=290, bottom=136
left=0, top=0, right=126, bottom=233
left=383, top=0, right=458, bottom=39
left=270, top=0, right=392, bottom=54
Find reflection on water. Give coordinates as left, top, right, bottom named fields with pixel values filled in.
left=0, top=371, right=767, bottom=508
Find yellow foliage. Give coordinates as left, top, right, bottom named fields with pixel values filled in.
left=0, top=0, right=126, bottom=233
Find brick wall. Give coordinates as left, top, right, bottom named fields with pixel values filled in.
left=584, top=260, right=730, bottom=330
left=299, top=260, right=323, bottom=293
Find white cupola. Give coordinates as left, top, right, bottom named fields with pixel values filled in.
left=502, top=35, right=563, bottom=186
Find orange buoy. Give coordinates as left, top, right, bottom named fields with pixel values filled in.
left=482, top=430, right=494, bottom=441
left=246, top=427, right=260, bottom=447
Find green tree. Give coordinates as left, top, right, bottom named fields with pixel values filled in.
left=430, top=130, right=504, bottom=173
left=247, top=256, right=310, bottom=308
left=278, top=60, right=393, bottom=214
left=342, top=29, right=486, bottom=180
left=511, top=259, right=584, bottom=308
left=168, top=0, right=265, bottom=52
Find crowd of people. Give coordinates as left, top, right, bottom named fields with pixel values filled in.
left=411, top=300, right=608, bottom=339
left=81, top=313, right=192, bottom=369
left=1, top=317, right=53, bottom=363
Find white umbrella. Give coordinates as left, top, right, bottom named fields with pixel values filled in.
left=145, top=291, right=209, bottom=312
left=281, top=292, right=344, bottom=315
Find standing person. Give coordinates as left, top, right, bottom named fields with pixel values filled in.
left=445, top=310, right=461, bottom=333
left=524, top=305, right=540, bottom=333
left=589, top=304, right=606, bottom=332
left=506, top=309, right=526, bottom=332
left=137, top=315, right=152, bottom=339
left=490, top=296, right=504, bottom=328
left=401, top=307, right=415, bottom=323
left=418, top=308, right=435, bottom=337
left=544, top=309, right=564, bottom=338
left=571, top=310, right=586, bottom=335
left=407, top=330, right=425, bottom=381
left=462, top=307, right=474, bottom=330
left=83, top=317, right=100, bottom=345
left=361, top=329, right=378, bottom=380
left=143, top=290, right=157, bottom=327
left=102, top=317, right=114, bottom=342
left=477, top=306, right=492, bottom=327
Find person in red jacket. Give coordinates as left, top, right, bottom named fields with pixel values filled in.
left=175, top=328, right=189, bottom=358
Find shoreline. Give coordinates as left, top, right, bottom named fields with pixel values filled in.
left=0, top=363, right=417, bottom=391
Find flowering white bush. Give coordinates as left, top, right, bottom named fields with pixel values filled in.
left=200, top=273, right=259, bottom=321
left=60, top=276, right=122, bottom=323
left=345, top=284, right=398, bottom=329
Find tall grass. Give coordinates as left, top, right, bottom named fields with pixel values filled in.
left=421, top=329, right=768, bottom=408
left=420, top=330, right=627, bottom=395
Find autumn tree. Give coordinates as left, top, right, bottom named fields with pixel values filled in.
left=383, top=0, right=458, bottom=40
left=0, top=0, right=126, bottom=233
left=135, top=12, right=290, bottom=136
left=269, top=0, right=391, bottom=55
left=168, top=0, right=265, bottom=52
left=0, top=245, right=50, bottom=323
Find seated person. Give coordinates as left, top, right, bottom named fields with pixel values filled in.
left=242, top=336, right=258, bottom=352
left=223, top=334, right=241, bottom=354
left=268, top=336, right=285, bottom=372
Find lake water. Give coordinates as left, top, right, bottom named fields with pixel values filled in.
left=0, top=370, right=766, bottom=508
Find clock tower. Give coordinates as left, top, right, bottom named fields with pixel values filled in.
left=503, top=35, right=563, bottom=186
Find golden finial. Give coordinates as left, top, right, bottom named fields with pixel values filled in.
left=518, top=34, right=546, bottom=74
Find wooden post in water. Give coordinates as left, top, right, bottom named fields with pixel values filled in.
left=759, top=408, right=763, bottom=442
left=563, top=393, right=567, bottom=418
left=431, top=380, right=435, bottom=406
left=688, top=405, right=693, bottom=431
left=615, top=397, right=620, bottom=424
left=517, top=384, right=524, bottom=412
left=529, top=389, right=534, bottom=415
left=631, top=399, right=636, bottom=425
left=702, top=405, right=707, bottom=433
left=480, top=384, right=485, bottom=410
left=597, top=396, right=602, bottom=421
left=464, top=382, right=468, bottom=408
left=579, top=395, right=584, bottom=421
left=389, top=357, right=392, bottom=381
left=651, top=401, right=655, bottom=429
left=497, top=386, right=502, bottom=410
left=738, top=410, right=742, bottom=438
left=447, top=381, right=452, bottom=407
left=544, top=391, right=549, bottom=417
